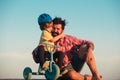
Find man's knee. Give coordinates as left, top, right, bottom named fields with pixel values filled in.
left=77, top=43, right=94, bottom=59
left=86, top=48, right=94, bottom=64
left=77, top=44, right=89, bottom=60
left=88, top=41, right=94, bottom=50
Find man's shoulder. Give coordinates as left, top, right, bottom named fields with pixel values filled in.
left=65, top=34, right=73, bottom=37
left=64, top=35, right=82, bottom=43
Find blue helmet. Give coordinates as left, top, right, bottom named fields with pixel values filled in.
left=38, top=13, right=52, bottom=24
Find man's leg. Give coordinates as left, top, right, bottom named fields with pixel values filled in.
left=86, top=47, right=102, bottom=80
left=64, top=70, right=84, bottom=80
left=71, top=44, right=89, bottom=72
left=58, top=44, right=95, bottom=80
left=77, top=44, right=102, bottom=80
left=60, top=45, right=90, bottom=80
left=66, top=44, right=92, bottom=80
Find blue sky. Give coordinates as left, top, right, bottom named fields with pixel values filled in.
left=0, top=0, right=120, bottom=79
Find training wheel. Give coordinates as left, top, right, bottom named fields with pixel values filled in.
left=23, top=67, right=32, bottom=80
left=45, top=64, right=60, bottom=80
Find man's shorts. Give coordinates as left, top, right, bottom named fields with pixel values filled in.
left=71, top=53, right=86, bottom=72
left=71, top=44, right=89, bottom=72
left=63, top=44, right=89, bottom=72
left=61, top=52, right=86, bottom=73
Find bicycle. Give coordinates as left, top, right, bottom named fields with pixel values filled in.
left=23, top=42, right=60, bottom=80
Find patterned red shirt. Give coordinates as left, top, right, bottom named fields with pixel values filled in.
left=55, top=34, right=89, bottom=68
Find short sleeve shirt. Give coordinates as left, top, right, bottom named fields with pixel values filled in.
left=39, top=30, right=54, bottom=51
left=39, top=30, right=54, bottom=45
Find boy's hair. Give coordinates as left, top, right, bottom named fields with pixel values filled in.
left=53, top=17, right=66, bottom=30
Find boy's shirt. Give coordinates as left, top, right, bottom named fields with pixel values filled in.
left=40, top=30, right=54, bottom=51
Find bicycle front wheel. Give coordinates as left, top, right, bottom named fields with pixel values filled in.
left=45, top=63, right=60, bottom=80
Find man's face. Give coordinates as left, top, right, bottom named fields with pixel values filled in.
left=52, top=24, right=63, bottom=37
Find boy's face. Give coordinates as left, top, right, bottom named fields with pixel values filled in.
left=45, top=21, right=53, bottom=28
left=45, top=21, right=53, bottom=32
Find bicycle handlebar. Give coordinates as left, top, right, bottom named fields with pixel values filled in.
left=42, top=42, right=60, bottom=53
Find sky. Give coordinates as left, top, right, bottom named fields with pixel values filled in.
left=0, top=0, right=120, bottom=79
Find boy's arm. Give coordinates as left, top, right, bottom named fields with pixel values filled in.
left=49, top=33, right=64, bottom=42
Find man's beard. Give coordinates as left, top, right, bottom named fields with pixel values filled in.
left=52, top=32, right=59, bottom=37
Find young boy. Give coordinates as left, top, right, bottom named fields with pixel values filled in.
left=33, top=13, right=64, bottom=70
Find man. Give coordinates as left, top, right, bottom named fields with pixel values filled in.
left=52, top=17, right=102, bottom=80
